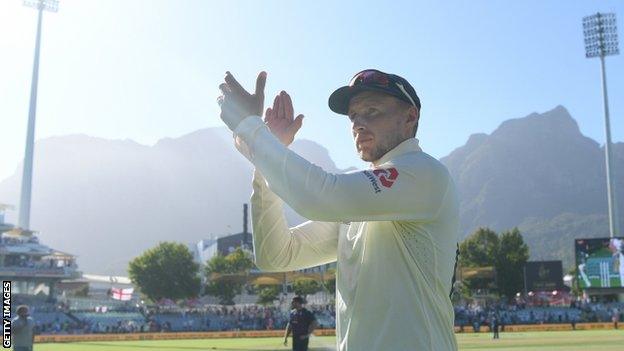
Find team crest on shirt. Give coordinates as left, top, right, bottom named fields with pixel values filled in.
left=363, top=167, right=399, bottom=193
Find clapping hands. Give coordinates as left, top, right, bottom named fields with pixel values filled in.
left=218, top=71, right=267, bottom=131
left=264, top=91, right=304, bottom=146
left=218, top=71, right=304, bottom=146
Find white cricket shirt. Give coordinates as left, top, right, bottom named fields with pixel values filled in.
left=232, top=115, right=459, bottom=351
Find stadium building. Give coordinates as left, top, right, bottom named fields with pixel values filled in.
left=0, top=204, right=81, bottom=300
left=191, top=204, right=253, bottom=265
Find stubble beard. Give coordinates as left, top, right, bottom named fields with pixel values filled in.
left=358, top=133, right=406, bottom=163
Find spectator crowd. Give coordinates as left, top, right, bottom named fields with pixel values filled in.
left=12, top=297, right=623, bottom=336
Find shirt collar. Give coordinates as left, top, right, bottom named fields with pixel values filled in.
left=371, top=138, right=422, bottom=167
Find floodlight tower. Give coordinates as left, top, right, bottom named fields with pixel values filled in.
left=18, top=0, right=58, bottom=230
left=583, top=13, right=620, bottom=238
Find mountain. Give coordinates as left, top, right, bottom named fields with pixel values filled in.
left=441, top=105, right=624, bottom=269
left=0, top=128, right=347, bottom=275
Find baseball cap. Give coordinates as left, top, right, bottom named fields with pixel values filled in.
left=328, top=69, right=421, bottom=115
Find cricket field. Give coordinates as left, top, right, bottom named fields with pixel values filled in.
left=32, top=329, right=624, bottom=351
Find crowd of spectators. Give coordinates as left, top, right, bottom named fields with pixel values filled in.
left=18, top=300, right=336, bottom=335
left=13, top=297, right=624, bottom=335
left=145, top=303, right=336, bottom=332
left=34, top=316, right=146, bottom=334
left=454, top=300, right=623, bottom=332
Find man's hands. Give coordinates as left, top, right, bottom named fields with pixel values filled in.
left=264, top=91, right=304, bottom=146
left=218, top=71, right=267, bottom=130
left=217, top=71, right=303, bottom=145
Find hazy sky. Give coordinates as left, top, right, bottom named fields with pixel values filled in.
left=1, top=0, right=623, bottom=186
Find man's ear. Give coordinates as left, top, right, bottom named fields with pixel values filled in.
left=411, top=106, right=420, bottom=121
left=406, top=106, right=419, bottom=125
left=407, top=106, right=419, bottom=137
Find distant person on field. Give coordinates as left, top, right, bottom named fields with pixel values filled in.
left=12, top=305, right=35, bottom=351
left=490, top=314, right=499, bottom=339
left=283, top=297, right=317, bottom=351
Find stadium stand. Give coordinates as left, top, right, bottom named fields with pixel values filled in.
left=12, top=294, right=622, bottom=335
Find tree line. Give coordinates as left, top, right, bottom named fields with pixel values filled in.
left=128, top=243, right=334, bottom=305
left=128, top=227, right=529, bottom=304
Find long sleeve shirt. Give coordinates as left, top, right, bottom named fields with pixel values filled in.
left=232, top=115, right=460, bottom=351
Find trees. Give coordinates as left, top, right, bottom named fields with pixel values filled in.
left=292, top=278, right=322, bottom=299
left=256, top=285, right=280, bottom=305
left=496, top=228, right=529, bottom=298
left=224, top=248, right=255, bottom=273
left=459, top=228, right=500, bottom=293
left=204, top=280, right=241, bottom=305
left=459, top=227, right=529, bottom=297
left=128, top=242, right=201, bottom=302
left=459, top=227, right=500, bottom=268
left=204, top=248, right=254, bottom=305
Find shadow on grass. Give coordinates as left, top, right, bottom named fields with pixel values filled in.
left=77, top=342, right=335, bottom=351
left=77, top=343, right=252, bottom=351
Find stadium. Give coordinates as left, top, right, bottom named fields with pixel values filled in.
left=2, top=1, right=624, bottom=350
left=2, top=202, right=624, bottom=350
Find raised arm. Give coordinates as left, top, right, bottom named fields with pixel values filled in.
left=236, top=118, right=450, bottom=222
left=218, top=72, right=449, bottom=222
left=251, top=169, right=340, bottom=272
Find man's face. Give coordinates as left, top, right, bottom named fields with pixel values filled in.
left=291, top=301, right=302, bottom=310
left=17, top=308, right=28, bottom=317
left=347, top=91, right=417, bottom=163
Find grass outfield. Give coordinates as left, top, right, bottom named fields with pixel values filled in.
left=32, top=330, right=624, bottom=351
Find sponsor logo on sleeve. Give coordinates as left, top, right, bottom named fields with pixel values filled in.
left=362, top=167, right=399, bottom=193
left=362, top=171, right=381, bottom=193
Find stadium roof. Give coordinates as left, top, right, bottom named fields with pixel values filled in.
left=208, top=271, right=335, bottom=285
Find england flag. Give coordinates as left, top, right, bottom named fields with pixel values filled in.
left=111, top=287, right=134, bottom=301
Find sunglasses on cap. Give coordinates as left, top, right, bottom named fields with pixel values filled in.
left=328, top=68, right=421, bottom=115
left=348, top=69, right=419, bottom=109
